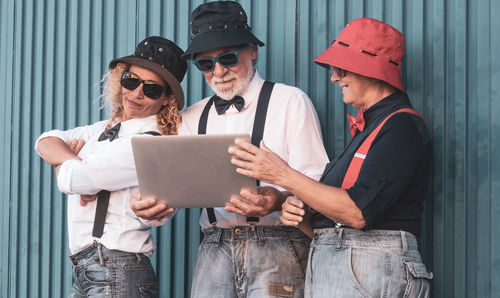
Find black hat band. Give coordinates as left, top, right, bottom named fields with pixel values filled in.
left=191, top=23, right=250, bottom=39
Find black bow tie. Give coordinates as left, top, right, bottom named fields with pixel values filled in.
left=214, top=95, right=245, bottom=115
left=98, top=122, right=121, bottom=142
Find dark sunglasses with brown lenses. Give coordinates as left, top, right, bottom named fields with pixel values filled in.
left=120, top=71, right=170, bottom=100
left=331, top=66, right=345, bottom=78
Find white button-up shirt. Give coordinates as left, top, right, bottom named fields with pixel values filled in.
left=179, top=71, right=329, bottom=229
left=35, top=115, right=167, bottom=256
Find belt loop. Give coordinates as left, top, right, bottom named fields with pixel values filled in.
left=335, top=228, right=344, bottom=250
left=215, top=228, right=223, bottom=247
left=256, top=226, right=266, bottom=246
left=400, top=230, right=408, bottom=255
left=96, top=242, right=105, bottom=266
left=69, top=255, right=78, bottom=266
left=135, top=253, right=142, bottom=264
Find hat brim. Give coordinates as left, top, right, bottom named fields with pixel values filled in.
left=182, top=29, right=264, bottom=60
left=314, top=44, right=404, bottom=92
left=109, top=57, right=185, bottom=109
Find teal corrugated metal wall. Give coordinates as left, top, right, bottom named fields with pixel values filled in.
left=1, top=0, right=499, bottom=297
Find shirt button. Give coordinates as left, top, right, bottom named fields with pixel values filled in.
left=234, top=228, right=241, bottom=235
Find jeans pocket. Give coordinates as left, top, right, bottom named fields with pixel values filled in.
left=138, top=282, right=159, bottom=298
left=123, top=259, right=158, bottom=296
left=201, top=231, right=220, bottom=246
left=403, top=261, right=433, bottom=298
left=286, top=234, right=310, bottom=277
left=83, top=263, right=112, bottom=284
left=347, top=246, right=390, bottom=298
left=81, top=263, right=113, bottom=297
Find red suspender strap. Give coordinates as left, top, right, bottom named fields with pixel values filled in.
left=341, top=108, right=423, bottom=189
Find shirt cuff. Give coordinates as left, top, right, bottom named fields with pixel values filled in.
left=139, top=209, right=178, bottom=226
left=57, top=159, right=81, bottom=194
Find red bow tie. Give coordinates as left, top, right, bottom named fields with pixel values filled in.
left=346, top=109, right=365, bottom=137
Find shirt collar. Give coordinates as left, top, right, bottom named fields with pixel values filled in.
left=238, top=70, right=264, bottom=109
left=117, top=114, right=158, bottom=136
left=363, top=92, right=412, bottom=126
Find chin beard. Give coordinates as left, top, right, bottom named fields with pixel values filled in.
left=208, top=68, right=255, bottom=100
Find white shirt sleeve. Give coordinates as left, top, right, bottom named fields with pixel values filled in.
left=57, top=159, right=96, bottom=194
left=34, top=120, right=108, bottom=156
left=138, top=209, right=179, bottom=226
left=56, top=137, right=139, bottom=194
left=178, top=111, right=196, bottom=136
left=284, top=88, right=329, bottom=180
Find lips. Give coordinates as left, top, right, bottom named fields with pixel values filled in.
left=215, top=78, right=235, bottom=85
left=126, top=99, right=143, bottom=108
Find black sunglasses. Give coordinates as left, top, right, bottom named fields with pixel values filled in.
left=192, top=47, right=244, bottom=72
left=120, top=71, right=169, bottom=100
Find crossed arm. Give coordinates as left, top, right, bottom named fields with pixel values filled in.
left=36, top=137, right=97, bottom=206
left=36, top=137, right=83, bottom=166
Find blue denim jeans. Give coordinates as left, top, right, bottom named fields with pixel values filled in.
left=306, top=228, right=433, bottom=298
left=69, top=242, right=158, bottom=297
left=191, top=226, right=310, bottom=298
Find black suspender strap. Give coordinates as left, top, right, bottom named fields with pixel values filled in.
left=92, top=190, right=111, bottom=238
left=198, top=81, right=275, bottom=226
left=198, top=96, right=217, bottom=135
left=142, top=131, right=161, bottom=136
left=246, top=81, right=274, bottom=223
left=92, top=129, right=161, bottom=239
left=198, top=96, right=218, bottom=225
left=251, top=81, right=274, bottom=150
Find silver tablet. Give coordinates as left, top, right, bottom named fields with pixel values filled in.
left=131, top=134, right=256, bottom=208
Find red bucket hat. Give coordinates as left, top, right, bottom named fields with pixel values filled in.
left=314, top=18, right=405, bottom=91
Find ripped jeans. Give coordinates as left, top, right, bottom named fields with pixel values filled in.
left=69, top=242, right=158, bottom=297
left=306, top=228, right=433, bottom=298
left=191, top=226, right=310, bottom=298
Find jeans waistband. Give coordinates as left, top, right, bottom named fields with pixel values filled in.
left=313, top=227, right=419, bottom=252
left=203, top=226, right=307, bottom=247
left=69, top=241, right=147, bottom=266
left=203, top=225, right=305, bottom=238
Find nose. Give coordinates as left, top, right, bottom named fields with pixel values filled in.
left=130, top=82, right=144, bottom=98
left=330, top=72, right=341, bottom=84
left=212, top=61, right=228, bottom=78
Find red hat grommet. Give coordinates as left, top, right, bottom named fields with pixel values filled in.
left=314, top=18, right=405, bottom=92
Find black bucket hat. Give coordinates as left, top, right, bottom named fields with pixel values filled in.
left=182, top=1, right=264, bottom=60
left=109, top=36, right=187, bottom=109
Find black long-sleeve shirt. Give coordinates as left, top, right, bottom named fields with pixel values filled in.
left=312, top=92, right=432, bottom=237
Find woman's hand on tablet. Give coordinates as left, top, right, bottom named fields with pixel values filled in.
left=130, top=190, right=175, bottom=220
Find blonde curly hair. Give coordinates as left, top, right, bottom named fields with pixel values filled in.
left=100, top=62, right=179, bottom=135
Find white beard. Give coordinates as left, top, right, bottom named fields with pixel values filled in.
left=208, top=67, right=255, bottom=100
